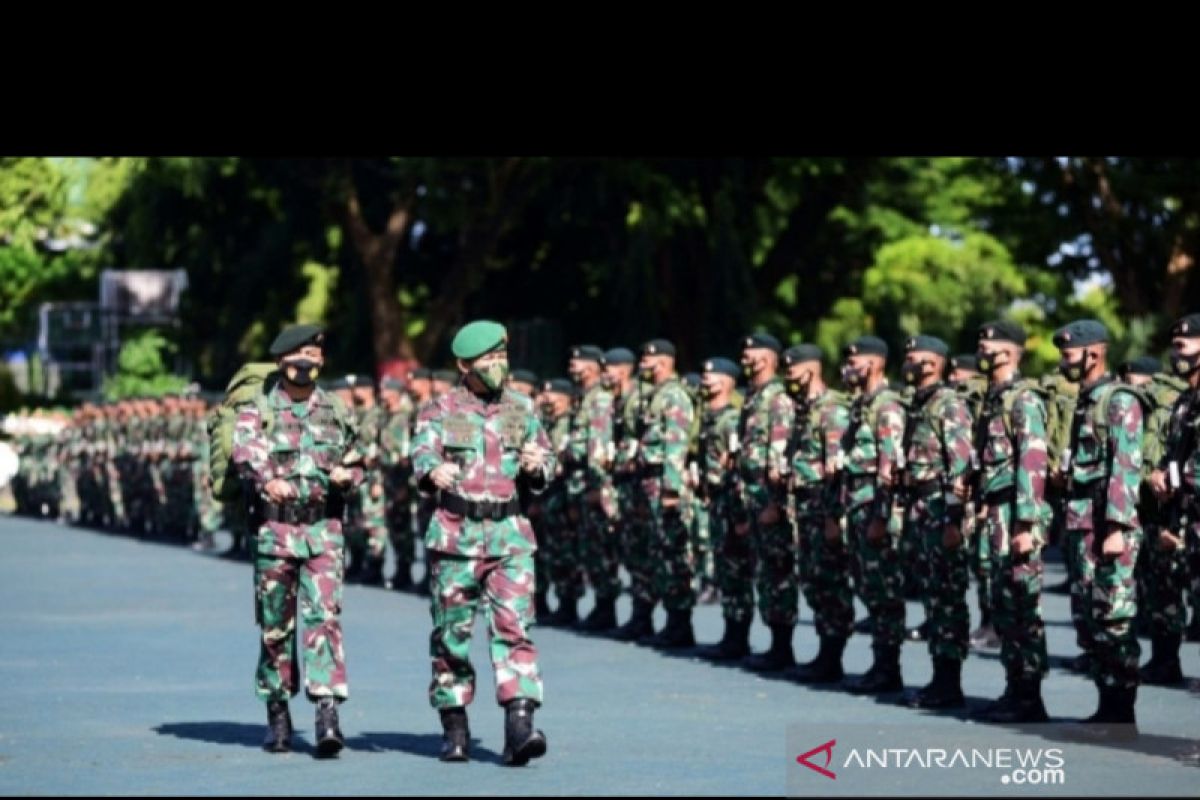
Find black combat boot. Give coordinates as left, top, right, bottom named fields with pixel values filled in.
left=439, top=707, right=470, bottom=762
left=844, top=644, right=903, bottom=694
left=790, top=635, right=847, bottom=684
left=906, top=619, right=931, bottom=642
left=1067, top=651, right=1092, bottom=674
left=361, top=555, right=386, bottom=587
left=1139, top=633, right=1185, bottom=686
left=263, top=700, right=292, bottom=753
left=314, top=697, right=345, bottom=757
left=534, top=589, right=552, bottom=622
left=575, top=597, right=619, bottom=633
left=641, top=608, right=696, bottom=649
left=742, top=623, right=796, bottom=672
left=344, top=544, right=366, bottom=583
left=502, top=698, right=547, bottom=766
left=541, top=595, right=579, bottom=627
left=611, top=599, right=655, bottom=642
left=908, top=657, right=966, bottom=709
left=854, top=616, right=874, bottom=635
left=983, top=676, right=1049, bottom=723
left=391, top=561, right=414, bottom=592
left=696, top=617, right=752, bottom=662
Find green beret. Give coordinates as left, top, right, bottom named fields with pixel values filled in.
left=380, top=377, right=405, bottom=390
left=1121, top=356, right=1161, bottom=377
left=542, top=378, right=575, bottom=396
left=1053, top=319, right=1108, bottom=349
left=451, top=320, right=508, bottom=360
left=741, top=332, right=781, bottom=353
left=604, top=347, right=636, bottom=366
left=641, top=339, right=676, bottom=357
left=783, top=344, right=823, bottom=366
left=1170, top=313, right=1200, bottom=340
left=569, top=345, right=606, bottom=364
left=702, top=357, right=740, bottom=379
left=978, top=319, right=1027, bottom=346
left=269, top=324, right=325, bottom=357
left=844, top=335, right=888, bottom=359
left=682, top=372, right=701, bottom=389
left=950, top=354, right=978, bottom=373
left=510, top=369, right=538, bottom=385
left=905, top=334, right=949, bottom=357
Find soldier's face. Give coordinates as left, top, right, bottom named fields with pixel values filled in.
left=510, top=381, right=536, bottom=398
left=604, top=364, right=632, bottom=389
left=1172, top=337, right=1200, bottom=358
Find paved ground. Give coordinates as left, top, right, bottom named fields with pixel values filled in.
left=1, top=515, right=1198, bottom=795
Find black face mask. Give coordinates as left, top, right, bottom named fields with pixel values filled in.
left=976, top=350, right=1004, bottom=375
left=600, top=374, right=616, bottom=390
left=901, top=361, right=929, bottom=386
left=569, top=369, right=585, bottom=385
left=785, top=372, right=811, bottom=399
left=1173, top=351, right=1200, bottom=377
left=639, top=367, right=655, bottom=383
left=841, top=364, right=867, bottom=389
left=282, top=359, right=319, bottom=386
left=699, top=384, right=718, bottom=400
left=539, top=401, right=556, bottom=416
left=1058, top=351, right=1093, bottom=383
left=742, top=358, right=759, bottom=379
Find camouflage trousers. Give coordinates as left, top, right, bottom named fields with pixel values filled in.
left=575, top=489, right=622, bottom=602
left=428, top=550, right=542, bottom=709
left=749, top=499, right=798, bottom=627
left=253, top=547, right=348, bottom=703
left=907, top=496, right=970, bottom=662
left=1136, top=523, right=1188, bottom=637
left=193, top=462, right=222, bottom=534
left=690, top=496, right=715, bottom=590
left=702, top=495, right=735, bottom=610
left=348, top=473, right=388, bottom=560
left=618, top=479, right=655, bottom=605
left=639, top=477, right=695, bottom=612
left=163, top=462, right=197, bottom=537
left=796, top=500, right=855, bottom=640
left=540, top=490, right=584, bottom=601
left=718, top=502, right=756, bottom=624
left=984, top=502, right=1047, bottom=681
left=848, top=503, right=906, bottom=648
left=1067, top=525, right=1143, bottom=689
left=966, top=503, right=992, bottom=623
left=384, top=466, right=415, bottom=567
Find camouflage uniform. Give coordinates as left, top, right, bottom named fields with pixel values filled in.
left=613, top=381, right=647, bottom=602
left=348, top=402, right=389, bottom=572
left=232, top=382, right=362, bottom=704
left=788, top=389, right=853, bottom=640
left=634, top=376, right=695, bottom=613
left=537, top=407, right=580, bottom=607
left=566, top=382, right=620, bottom=605
left=700, top=403, right=743, bottom=622
left=975, top=378, right=1050, bottom=685
left=1064, top=378, right=1144, bottom=689
left=412, top=385, right=554, bottom=709
left=834, top=385, right=907, bottom=650
left=901, top=384, right=974, bottom=663
left=381, top=392, right=417, bottom=581
left=734, top=378, right=797, bottom=628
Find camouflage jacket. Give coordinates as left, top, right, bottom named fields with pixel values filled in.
left=565, top=382, right=614, bottom=495
left=634, top=376, right=694, bottom=498
left=735, top=377, right=794, bottom=511
left=1065, top=377, right=1143, bottom=531
left=614, top=382, right=643, bottom=475
left=902, top=384, right=974, bottom=518
left=380, top=394, right=415, bottom=468
left=976, top=377, right=1050, bottom=527
left=787, top=389, right=850, bottom=512
left=834, top=384, right=906, bottom=518
left=232, top=383, right=364, bottom=557
left=1159, top=386, right=1200, bottom=494
left=411, top=386, right=555, bottom=557
left=699, top=402, right=740, bottom=498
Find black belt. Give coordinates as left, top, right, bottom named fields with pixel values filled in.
left=440, top=492, right=521, bottom=521
left=984, top=486, right=1015, bottom=505
left=262, top=502, right=329, bottom=525
left=1069, top=480, right=1104, bottom=501
left=795, top=486, right=824, bottom=503
left=641, top=464, right=665, bottom=478
left=903, top=480, right=942, bottom=499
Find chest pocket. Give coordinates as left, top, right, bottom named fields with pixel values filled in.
left=982, top=414, right=1012, bottom=467
left=443, top=412, right=479, bottom=468
left=498, top=409, right=528, bottom=449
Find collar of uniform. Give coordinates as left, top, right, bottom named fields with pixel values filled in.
left=454, top=383, right=508, bottom=411
left=272, top=382, right=318, bottom=417
left=914, top=382, right=946, bottom=404
left=1081, top=373, right=1115, bottom=399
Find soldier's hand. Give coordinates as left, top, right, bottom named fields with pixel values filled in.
left=1011, top=531, right=1034, bottom=557
left=757, top=502, right=780, bottom=526
left=330, top=466, right=353, bottom=487
left=264, top=478, right=295, bottom=503
left=866, top=517, right=887, bottom=545
left=430, top=462, right=461, bottom=490
left=370, top=482, right=383, bottom=499
left=1102, top=529, right=1127, bottom=559
left=662, top=493, right=681, bottom=510
left=1149, top=469, right=1169, bottom=500
left=767, top=468, right=781, bottom=485
left=824, top=517, right=842, bottom=544
left=519, top=442, right=545, bottom=474
left=1158, top=529, right=1184, bottom=551
left=942, top=522, right=963, bottom=550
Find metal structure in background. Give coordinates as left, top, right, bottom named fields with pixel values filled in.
left=35, top=270, right=188, bottom=398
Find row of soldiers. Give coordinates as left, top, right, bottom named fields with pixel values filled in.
left=515, top=316, right=1200, bottom=742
